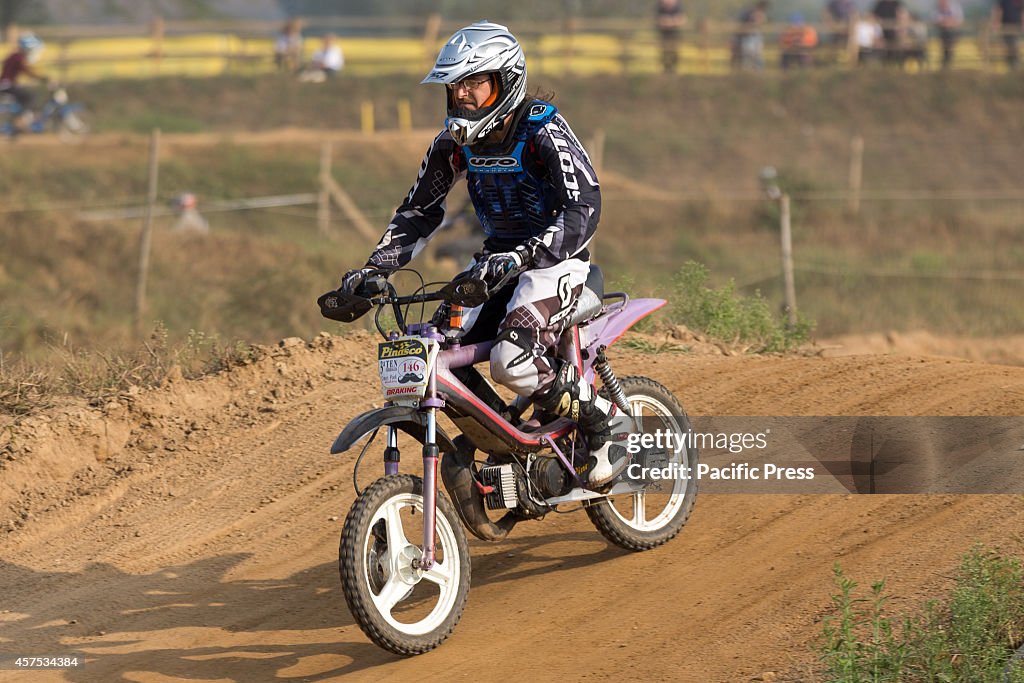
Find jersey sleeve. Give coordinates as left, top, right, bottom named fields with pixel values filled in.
left=522, top=113, right=602, bottom=269
left=366, top=131, right=466, bottom=270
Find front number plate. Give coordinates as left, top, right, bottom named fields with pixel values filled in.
left=378, top=337, right=437, bottom=402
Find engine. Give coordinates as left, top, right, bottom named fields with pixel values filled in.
left=479, top=455, right=573, bottom=517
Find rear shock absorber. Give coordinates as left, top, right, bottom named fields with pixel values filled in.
left=594, top=345, right=630, bottom=415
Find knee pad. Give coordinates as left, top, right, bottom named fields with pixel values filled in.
left=490, top=327, right=540, bottom=395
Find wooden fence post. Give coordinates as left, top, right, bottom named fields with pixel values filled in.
left=319, top=146, right=377, bottom=242
left=150, top=16, right=165, bottom=75
left=846, top=15, right=858, bottom=66
left=318, top=141, right=332, bottom=237
left=617, top=32, right=632, bottom=75
left=848, top=135, right=864, bottom=215
left=698, top=18, right=711, bottom=73
left=134, top=129, right=161, bottom=336
left=58, top=39, right=70, bottom=83
left=588, top=128, right=606, bottom=175
left=562, top=12, right=578, bottom=76
left=361, top=101, right=375, bottom=136
left=397, top=99, right=412, bottom=132
left=423, top=13, right=442, bottom=66
left=779, top=193, right=798, bottom=328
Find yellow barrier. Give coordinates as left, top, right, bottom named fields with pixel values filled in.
left=6, top=25, right=1006, bottom=83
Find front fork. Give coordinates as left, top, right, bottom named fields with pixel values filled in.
left=418, top=406, right=440, bottom=571
left=382, top=385, right=441, bottom=572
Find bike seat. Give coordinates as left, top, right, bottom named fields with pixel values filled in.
left=564, top=265, right=605, bottom=328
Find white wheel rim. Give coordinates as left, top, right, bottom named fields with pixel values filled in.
left=58, top=114, right=86, bottom=141
left=607, top=395, right=691, bottom=532
left=363, top=492, right=461, bottom=636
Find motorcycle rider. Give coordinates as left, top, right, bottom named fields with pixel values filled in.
left=0, top=34, right=48, bottom=134
left=336, top=21, right=631, bottom=488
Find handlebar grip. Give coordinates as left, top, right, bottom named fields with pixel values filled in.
left=361, top=275, right=388, bottom=296
left=441, top=276, right=489, bottom=308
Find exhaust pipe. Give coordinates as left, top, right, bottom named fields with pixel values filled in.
left=440, top=436, right=518, bottom=542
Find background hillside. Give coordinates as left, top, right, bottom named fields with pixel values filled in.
left=2, top=70, right=1023, bottom=362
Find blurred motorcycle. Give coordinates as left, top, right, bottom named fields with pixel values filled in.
left=0, top=83, right=88, bottom=141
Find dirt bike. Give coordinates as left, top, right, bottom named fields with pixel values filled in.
left=317, top=266, right=699, bottom=655
left=0, top=84, right=88, bottom=140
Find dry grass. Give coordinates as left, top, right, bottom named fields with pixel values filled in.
left=0, top=326, right=264, bottom=417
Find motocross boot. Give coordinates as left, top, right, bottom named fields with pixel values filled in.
left=534, top=363, right=633, bottom=488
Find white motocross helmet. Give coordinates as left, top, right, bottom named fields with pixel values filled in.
left=17, top=33, right=44, bottom=64
left=422, top=21, right=527, bottom=146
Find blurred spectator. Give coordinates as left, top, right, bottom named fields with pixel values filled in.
left=732, top=1, right=770, bottom=70
left=934, top=0, right=964, bottom=68
left=991, top=0, right=1024, bottom=69
left=274, top=17, right=303, bottom=72
left=170, top=193, right=209, bottom=235
left=299, top=33, right=344, bottom=82
left=897, top=9, right=929, bottom=69
left=854, top=14, right=885, bottom=64
left=824, top=0, right=858, bottom=48
left=656, top=0, right=687, bottom=74
left=872, top=0, right=905, bottom=63
left=780, top=13, right=819, bottom=68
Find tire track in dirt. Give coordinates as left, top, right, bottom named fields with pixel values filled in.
left=2, top=338, right=1023, bottom=682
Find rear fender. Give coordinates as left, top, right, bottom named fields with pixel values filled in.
left=583, top=298, right=666, bottom=353
left=331, top=406, right=456, bottom=455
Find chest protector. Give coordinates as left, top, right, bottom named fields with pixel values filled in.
left=462, top=101, right=558, bottom=244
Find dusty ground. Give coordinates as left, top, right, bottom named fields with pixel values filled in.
left=818, top=329, right=1024, bottom=367
left=2, top=331, right=1024, bottom=683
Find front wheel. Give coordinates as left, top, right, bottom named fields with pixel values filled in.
left=56, top=110, right=89, bottom=142
left=586, top=376, right=699, bottom=551
left=339, top=474, right=471, bottom=655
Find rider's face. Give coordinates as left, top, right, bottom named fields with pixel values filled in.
left=448, top=75, right=493, bottom=111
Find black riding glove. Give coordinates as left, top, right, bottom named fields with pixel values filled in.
left=470, top=246, right=532, bottom=292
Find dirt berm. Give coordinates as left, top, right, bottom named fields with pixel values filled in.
left=2, top=332, right=1023, bottom=682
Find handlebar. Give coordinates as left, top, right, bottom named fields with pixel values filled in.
left=317, top=270, right=491, bottom=331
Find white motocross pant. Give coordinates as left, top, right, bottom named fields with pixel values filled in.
left=461, top=258, right=591, bottom=399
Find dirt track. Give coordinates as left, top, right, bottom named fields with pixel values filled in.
left=2, top=333, right=1024, bottom=682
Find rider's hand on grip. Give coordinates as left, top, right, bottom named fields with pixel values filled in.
left=470, top=248, right=529, bottom=293
left=340, top=267, right=388, bottom=297
left=340, top=267, right=372, bottom=295
left=320, top=267, right=387, bottom=322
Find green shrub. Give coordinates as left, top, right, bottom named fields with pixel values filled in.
left=818, top=548, right=1024, bottom=682
left=669, top=261, right=812, bottom=352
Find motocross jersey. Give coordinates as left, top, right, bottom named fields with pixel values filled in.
left=366, top=99, right=600, bottom=272
left=0, top=52, right=28, bottom=87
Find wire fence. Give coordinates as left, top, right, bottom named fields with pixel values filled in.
left=5, top=128, right=1023, bottom=339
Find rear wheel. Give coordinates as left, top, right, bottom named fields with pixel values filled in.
left=586, top=376, right=699, bottom=551
left=339, top=474, right=471, bottom=655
